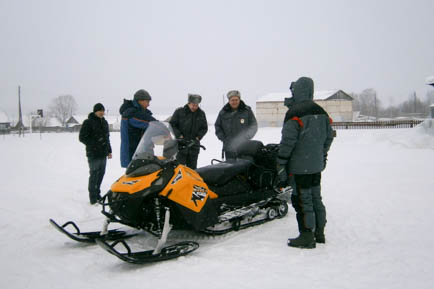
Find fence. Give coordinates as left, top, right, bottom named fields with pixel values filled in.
left=331, top=120, right=424, bottom=129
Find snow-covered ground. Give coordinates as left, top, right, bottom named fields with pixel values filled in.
left=1, top=120, right=434, bottom=289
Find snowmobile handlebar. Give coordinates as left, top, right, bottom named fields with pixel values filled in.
left=177, top=139, right=206, bottom=151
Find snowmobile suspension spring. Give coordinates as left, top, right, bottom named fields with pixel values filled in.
left=154, top=198, right=162, bottom=234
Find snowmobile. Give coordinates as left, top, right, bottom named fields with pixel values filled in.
left=50, top=121, right=290, bottom=264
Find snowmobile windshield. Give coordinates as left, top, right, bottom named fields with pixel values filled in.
left=132, top=121, right=178, bottom=161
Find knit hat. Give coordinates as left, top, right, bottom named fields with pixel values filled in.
left=227, top=90, right=241, bottom=100
left=93, top=103, right=105, bottom=112
left=188, top=93, right=202, bottom=104
left=134, top=89, right=152, bottom=101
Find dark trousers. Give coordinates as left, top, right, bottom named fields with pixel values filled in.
left=87, top=157, right=107, bottom=202
left=293, top=173, right=326, bottom=231
left=177, top=149, right=199, bottom=169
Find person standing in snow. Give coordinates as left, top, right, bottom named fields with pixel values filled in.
left=169, top=94, right=208, bottom=169
left=79, top=103, right=112, bottom=205
left=215, top=90, right=258, bottom=160
left=119, top=89, right=156, bottom=168
left=276, top=77, right=334, bottom=248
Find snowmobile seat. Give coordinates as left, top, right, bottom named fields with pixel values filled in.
left=196, top=159, right=253, bottom=186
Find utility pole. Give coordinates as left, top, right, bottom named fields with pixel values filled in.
left=413, top=91, right=417, bottom=115
left=16, top=85, right=24, bottom=137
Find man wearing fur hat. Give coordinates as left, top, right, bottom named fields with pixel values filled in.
left=119, top=89, right=156, bottom=168
left=169, top=94, right=208, bottom=169
left=79, top=103, right=112, bottom=204
left=215, top=90, right=258, bottom=160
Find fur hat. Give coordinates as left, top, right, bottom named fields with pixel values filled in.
left=188, top=94, right=202, bottom=104
left=227, top=90, right=241, bottom=100
left=93, top=103, right=105, bottom=112
left=134, top=89, right=152, bottom=101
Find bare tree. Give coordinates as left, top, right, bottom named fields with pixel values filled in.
left=49, top=95, right=78, bottom=126
left=399, top=93, right=428, bottom=116
left=358, top=88, right=381, bottom=118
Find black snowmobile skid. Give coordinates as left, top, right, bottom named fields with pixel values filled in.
left=49, top=219, right=135, bottom=243
left=95, top=239, right=199, bottom=264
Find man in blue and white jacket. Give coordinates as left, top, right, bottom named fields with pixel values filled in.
left=119, top=89, right=156, bottom=168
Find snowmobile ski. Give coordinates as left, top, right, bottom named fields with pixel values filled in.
left=49, top=219, right=134, bottom=243
left=95, top=239, right=199, bottom=264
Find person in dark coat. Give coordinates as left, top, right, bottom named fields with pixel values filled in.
left=169, top=94, right=208, bottom=169
left=119, top=89, right=156, bottom=168
left=79, top=103, right=112, bottom=205
left=215, top=90, right=258, bottom=160
left=276, top=77, right=334, bottom=248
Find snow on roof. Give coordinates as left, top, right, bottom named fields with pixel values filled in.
left=0, top=110, right=9, bottom=123
left=256, top=90, right=340, bottom=102
left=70, top=115, right=88, bottom=124
left=314, top=90, right=340, bottom=100
left=426, top=75, right=434, bottom=85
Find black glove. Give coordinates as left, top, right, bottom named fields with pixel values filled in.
left=276, top=164, right=289, bottom=189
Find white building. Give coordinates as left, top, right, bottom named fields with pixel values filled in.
left=256, top=90, right=354, bottom=127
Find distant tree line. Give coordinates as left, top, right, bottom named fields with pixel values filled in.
left=351, top=89, right=434, bottom=119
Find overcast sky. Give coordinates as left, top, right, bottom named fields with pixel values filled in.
left=1, top=0, right=433, bottom=118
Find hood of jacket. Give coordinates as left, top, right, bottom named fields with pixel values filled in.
left=286, top=77, right=314, bottom=107
left=119, top=99, right=143, bottom=114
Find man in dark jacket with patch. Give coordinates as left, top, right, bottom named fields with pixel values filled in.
left=119, top=89, right=156, bottom=168
left=276, top=77, right=334, bottom=248
left=215, top=90, right=258, bottom=160
left=169, top=94, right=208, bottom=169
left=79, top=103, right=112, bottom=204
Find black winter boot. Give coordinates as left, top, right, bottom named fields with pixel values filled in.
left=315, top=227, right=325, bottom=243
left=287, top=231, right=316, bottom=249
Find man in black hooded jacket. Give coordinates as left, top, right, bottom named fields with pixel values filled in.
left=79, top=103, right=112, bottom=204
left=169, top=94, right=208, bottom=169
left=276, top=77, right=334, bottom=248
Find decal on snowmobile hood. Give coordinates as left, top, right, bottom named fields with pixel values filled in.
left=160, top=165, right=217, bottom=213
left=191, top=185, right=208, bottom=206
left=171, top=169, right=183, bottom=185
